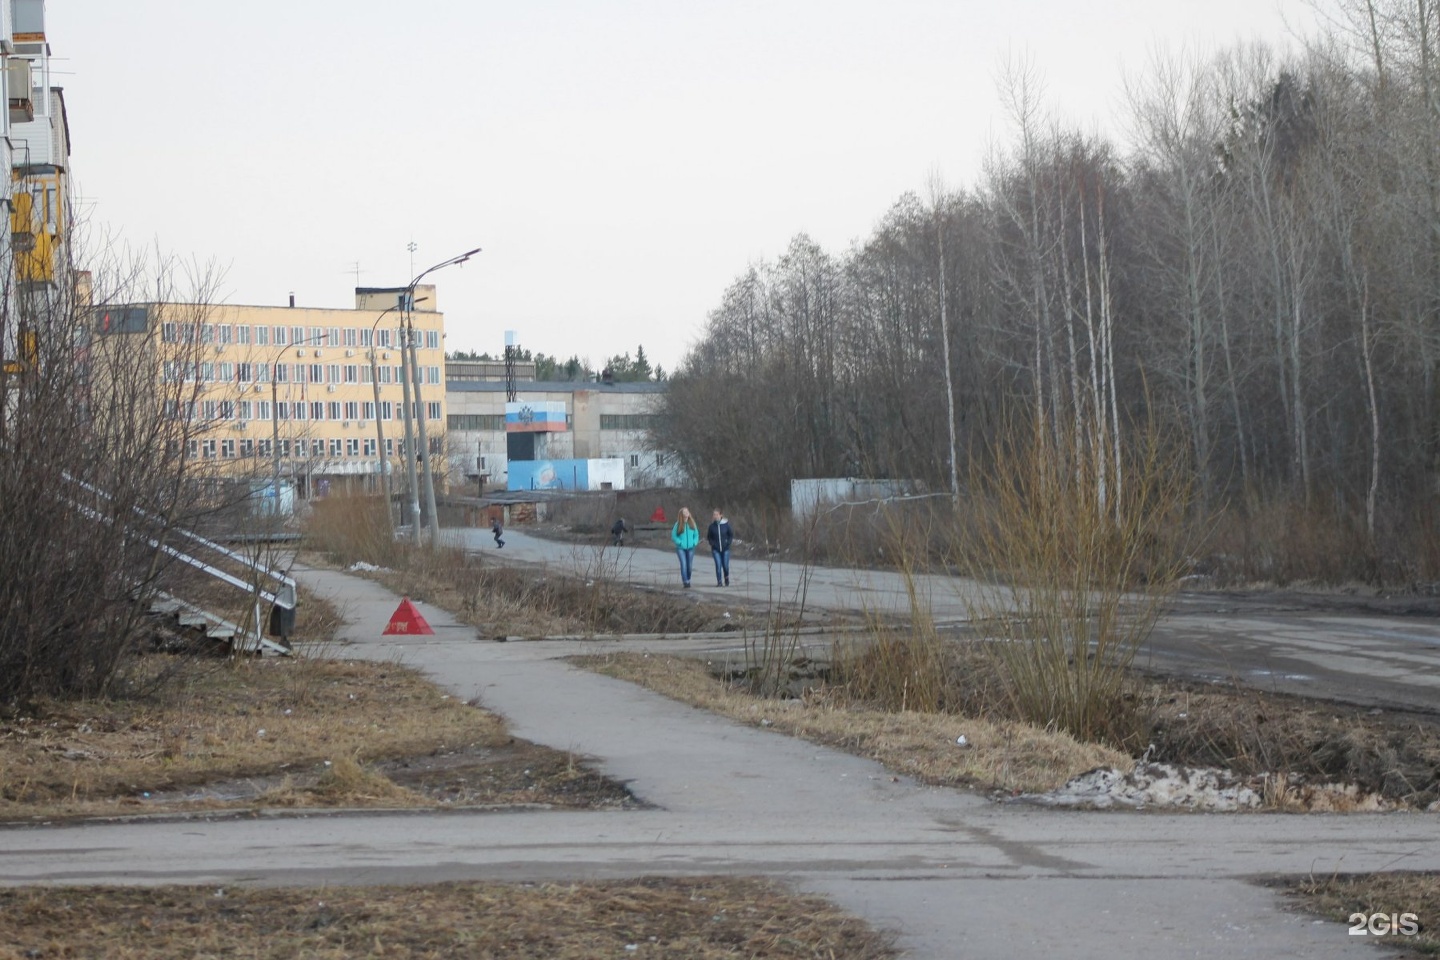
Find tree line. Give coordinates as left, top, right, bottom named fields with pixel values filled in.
left=449, top=344, right=666, bottom=382
left=655, top=2, right=1440, bottom=559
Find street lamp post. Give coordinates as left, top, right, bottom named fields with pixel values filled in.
left=268, top=332, right=329, bottom=516
left=405, top=247, right=480, bottom=545
left=367, top=297, right=426, bottom=518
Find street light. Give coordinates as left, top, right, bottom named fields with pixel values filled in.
left=368, top=296, right=426, bottom=521
left=405, top=247, right=480, bottom=544
left=267, top=332, right=329, bottom=516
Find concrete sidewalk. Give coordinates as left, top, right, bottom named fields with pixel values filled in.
left=4, top=563, right=1435, bottom=959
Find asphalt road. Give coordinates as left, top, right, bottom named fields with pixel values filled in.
left=456, top=527, right=1440, bottom=715
left=6, top=564, right=1434, bottom=960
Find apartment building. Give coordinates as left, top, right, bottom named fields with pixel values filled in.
left=1, top=0, right=74, bottom=372
left=102, top=287, right=448, bottom=496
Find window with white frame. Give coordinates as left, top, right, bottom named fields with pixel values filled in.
left=274, top=326, right=288, bottom=346
left=255, top=325, right=268, bottom=346
left=343, top=328, right=357, bottom=347
left=363, top=438, right=375, bottom=456
left=329, top=439, right=343, bottom=457
left=345, top=438, right=359, bottom=456
left=220, top=439, right=235, bottom=458
left=310, top=401, right=325, bottom=420
left=344, top=401, right=358, bottom=420
left=328, top=401, right=342, bottom=421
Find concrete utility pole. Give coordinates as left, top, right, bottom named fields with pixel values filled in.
left=405, top=247, right=481, bottom=545
left=368, top=298, right=424, bottom=513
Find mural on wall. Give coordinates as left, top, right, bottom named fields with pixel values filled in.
left=508, top=459, right=590, bottom=491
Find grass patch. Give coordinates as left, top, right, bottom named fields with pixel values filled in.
left=0, top=876, right=896, bottom=960
left=577, top=652, right=1128, bottom=795
left=1281, top=872, right=1438, bottom=955
left=0, top=653, right=633, bottom=819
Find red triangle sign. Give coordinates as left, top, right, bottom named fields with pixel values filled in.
left=383, top=597, right=434, bottom=635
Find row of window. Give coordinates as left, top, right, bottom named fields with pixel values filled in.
left=161, top=361, right=442, bottom=386
left=186, top=436, right=444, bottom=460
left=599, top=414, right=660, bottom=431
left=446, top=413, right=657, bottom=431
left=166, top=400, right=443, bottom=423
left=162, top=322, right=442, bottom=351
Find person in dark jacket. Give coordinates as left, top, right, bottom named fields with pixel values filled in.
left=611, top=517, right=628, bottom=547
left=491, top=517, right=505, bottom=548
left=706, top=508, right=733, bottom=586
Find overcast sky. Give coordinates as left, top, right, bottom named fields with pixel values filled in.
left=52, top=1, right=1314, bottom=371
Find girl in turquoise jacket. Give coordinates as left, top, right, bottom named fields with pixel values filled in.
left=671, top=507, right=700, bottom=587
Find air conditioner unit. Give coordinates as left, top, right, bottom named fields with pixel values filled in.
left=234, top=422, right=247, bottom=432
left=345, top=349, right=354, bottom=357
left=296, top=349, right=306, bottom=357
left=327, top=384, right=336, bottom=393
left=252, top=384, right=263, bottom=392
left=382, top=352, right=390, bottom=360
left=214, top=344, right=225, bottom=354
left=342, top=421, right=350, bottom=428
left=314, top=349, right=324, bottom=358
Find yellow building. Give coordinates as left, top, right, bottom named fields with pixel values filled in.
left=106, top=286, right=448, bottom=496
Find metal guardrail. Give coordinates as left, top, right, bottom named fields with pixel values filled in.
left=60, top=472, right=297, bottom=653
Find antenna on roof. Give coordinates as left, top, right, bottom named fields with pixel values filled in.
left=343, top=261, right=366, bottom=287
left=504, top=330, right=518, bottom=403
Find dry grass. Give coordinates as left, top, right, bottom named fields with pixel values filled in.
left=0, top=654, right=510, bottom=819
left=0, top=876, right=897, bottom=960
left=578, top=652, right=1128, bottom=795
left=1282, top=872, right=1439, bottom=955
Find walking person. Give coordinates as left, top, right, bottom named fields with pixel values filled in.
left=610, top=517, right=628, bottom=547
left=707, top=508, right=733, bottom=586
left=671, top=507, right=700, bottom=588
left=491, top=517, right=505, bottom=549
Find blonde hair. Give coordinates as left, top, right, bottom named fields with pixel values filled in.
left=677, top=507, right=697, bottom=529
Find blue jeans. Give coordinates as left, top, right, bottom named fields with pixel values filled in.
left=712, top=548, right=730, bottom=583
left=676, top=547, right=694, bottom=585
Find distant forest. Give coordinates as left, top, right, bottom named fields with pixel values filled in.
left=652, top=0, right=1440, bottom=565
left=448, top=344, right=665, bottom=383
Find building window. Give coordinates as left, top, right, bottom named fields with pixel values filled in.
left=161, top=322, right=178, bottom=343
left=327, top=364, right=341, bottom=383
left=344, top=401, right=359, bottom=420
left=239, top=439, right=254, bottom=458
left=425, top=330, right=440, bottom=349
left=447, top=414, right=505, bottom=430
left=427, top=402, right=441, bottom=421
left=220, top=401, right=235, bottom=420
left=258, top=439, right=272, bottom=458
left=378, top=366, right=393, bottom=384
left=202, top=439, right=216, bottom=459
left=329, top=327, right=341, bottom=346
left=293, top=439, right=307, bottom=458
left=363, top=402, right=375, bottom=420
left=219, top=362, right=234, bottom=382
left=329, top=438, right=343, bottom=457
left=345, top=438, right=359, bottom=456
left=291, top=326, right=305, bottom=346
left=363, top=438, right=376, bottom=456
left=239, top=401, right=252, bottom=420
left=656, top=453, right=665, bottom=467
left=274, top=326, right=288, bottom=346
left=360, top=366, right=373, bottom=384
left=308, top=326, right=323, bottom=345
left=217, top=324, right=232, bottom=345
left=310, top=364, right=324, bottom=383
left=344, top=365, right=358, bottom=384
left=255, top=325, right=268, bottom=346
left=293, top=403, right=307, bottom=421
left=274, top=363, right=289, bottom=383
left=257, top=401, right=271, bottom=420
left=328, top=401, right=342, bottom=421
left=343, top=327, right=357, bottom=347
left=220, top=439, right=236, bottom=458
left=600, top=414, right=660, bottom=430
left=200, top=324, right=215, bottom=344
left=385, top=438, right=394, bottom=456
left=380, top=401, right=392, bottom=421
left=200, top=363, right=214, bottom=382
left=377, top=329, right=391, bottom=348
left=629, top=454, right=639, bottom=467
left=311, top=401, right=325, bottom=420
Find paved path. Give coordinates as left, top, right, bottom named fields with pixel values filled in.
left=5, top=564, right=1437, bottom=959
left=458, top=527, right=1440, bottom=713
